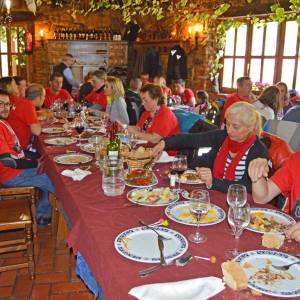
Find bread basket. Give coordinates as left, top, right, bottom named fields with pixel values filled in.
left=125, top=146, right=152, bottom=169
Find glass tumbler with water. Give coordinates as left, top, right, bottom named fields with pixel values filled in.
left=102, top=158, right=125, bottom=196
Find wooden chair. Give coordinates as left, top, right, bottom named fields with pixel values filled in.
left=0, top=187, right=37, bottom=237
left=0, top=198, right=35, bottom=279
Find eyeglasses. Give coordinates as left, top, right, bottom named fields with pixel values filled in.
left=0, top=102, right=11, bottom=109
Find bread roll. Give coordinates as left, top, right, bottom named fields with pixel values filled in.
left=262, top=233, right=285, bottom=249
left=221, top=260, right=248, bottom=291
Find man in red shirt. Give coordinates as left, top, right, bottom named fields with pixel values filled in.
left=220, top=76, right=256, bottom=127
left=85, top=70, right=107, bottom=111
left=248, top=152, right=300, bottom=242
left=173, top=78, right=195, bottom=107
left=0, top=91, right=54, bottom=226
left=44, top=72, right=72, bottom=109
left=7, top=83, right=44, bottom=150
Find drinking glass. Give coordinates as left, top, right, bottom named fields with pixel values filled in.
left=129, top=132, right=138, bottom=149
left=171, top=155, right=187, bottom=192
left=226, top=204, right=251, bottom=258
left=227, top=184, right=247, bottom=207
left=74, top=119, right=85, bottom=146
left=188, top=189, right=210, bottom=244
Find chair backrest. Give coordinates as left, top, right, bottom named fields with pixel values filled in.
left=282, top=106, right=300, bottom=123
left=263, top=119, right=300, bottom=152
left=173, top=109, right=205, bottom=133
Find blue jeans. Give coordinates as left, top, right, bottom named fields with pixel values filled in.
left=3, top=168, right=54, bottom=219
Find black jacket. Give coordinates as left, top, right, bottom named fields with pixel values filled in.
left=143, top=47, right=161, bottom=79
left=164, top=130, right=268, bottom=193
left=166, top=45, right=187, bottom=84
left=53, top=63, right=72, bottom=93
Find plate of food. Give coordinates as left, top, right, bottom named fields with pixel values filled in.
left=44, top=137, right=77, bottom=146
left=177, top=170, right=203, bottom=185
left=165, top=201, right=226, bottom=226
left=125, top=169, right=158, bottom=188
left=80, top=143, right=96, bottom=154
left=127, top=187, right=179, bottom=206
left=78, top=129, right=96, bottom=140
left=42, top=127, right=66, bottom=134
left=53, top=153, right=93, bottom=165
left=115, top=226, right=188, bottom=263
left=248, top=208, right=296, bottom=234
left=235, top=250, right=300, bottom=297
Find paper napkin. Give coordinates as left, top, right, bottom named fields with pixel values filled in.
left=61, top=168, right=91, bottom=181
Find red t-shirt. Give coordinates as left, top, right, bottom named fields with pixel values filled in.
left=173, top=88, right=194, bottom=105
left=0, top=120, right=22, bottom=182
left=44, top=87, right=72, bottom=109
left=7, top=96, right=39, bottom=149
left=219, top=93, right=242, bottom=127
left=85, top=89, right=107, bottom=111
left=137, top=104, right=180, bottom=138
left=290, top=95, right=300, bottom=101
left=271, top=151, right=300, bottom=215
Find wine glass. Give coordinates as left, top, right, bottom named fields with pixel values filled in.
left=227, top=184, right=247, bottom=208
left=171, top=155, right=187, bottom=192
left=74, top=119, right=85, bottom=146
left=129, top=132, right=138, bottom=149
left=226, top=204, right=250, bottom=258
left=188, top=189, right=210, bottom=244
left=66, top=113, right=75, bottom=123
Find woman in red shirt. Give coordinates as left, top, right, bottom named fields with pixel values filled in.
left=126, top=84, right=180, bottom=144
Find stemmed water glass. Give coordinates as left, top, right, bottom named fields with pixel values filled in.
left=171, top=155, right=187, bottom=192
left=74, top=118, right=85, bottom=146
left=188, top=189, right=210, bottom=244
left=226, top=203, right=251, bottom=258
left=227, top=184, right=247, bottom=208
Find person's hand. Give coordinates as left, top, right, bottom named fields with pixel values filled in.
left=152, top=140, right=165, bottom=157
left=248, top=158, right=269, bottom=182
left=196, top=167, right=213, bottom=188
left=248, top=92, right=257, bottom=104
left=285, top=222, right=300, bottom=243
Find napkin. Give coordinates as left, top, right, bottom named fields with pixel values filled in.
left=129, top=276, right=224, bottom=300
left=157, top=151, right=176, bottom=163
left=61, top=168, right=91, bottom=181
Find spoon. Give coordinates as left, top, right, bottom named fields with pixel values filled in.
left=138, top=255, right=193, bottom=277
left=271, top=260, right=300, bottom=271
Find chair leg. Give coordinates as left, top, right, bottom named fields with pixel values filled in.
left=30, top=191, right=37, bottom=238
left=25, top=223, right=35, bottom=280
left=49, top=193, right=59, bottom=238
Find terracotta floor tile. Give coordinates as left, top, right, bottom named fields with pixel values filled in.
left=36, top=263, right=54, bottom=274
left=54, top=254, right=70, bottom=272
left=14, top=274, right=33, bottom=296
left=50, top=295, right=69, bottom=300
left=52, top=281, right=87, bottom=294
left=35, top=272, right=69, bottom=284
left=70, top=291, right=94, bottom=300
left=0, top=286, right=13, bottom=297
left=0, top=270, right=17, bottom=286
left=31, top=283, right=50, bottom=300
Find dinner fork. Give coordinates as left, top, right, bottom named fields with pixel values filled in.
left=138, top=220, right=171, bottom=240
left=271, top=260, right=300, bottom=271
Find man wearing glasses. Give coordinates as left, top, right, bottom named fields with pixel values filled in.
left=0, top=91, right=54, bottom=227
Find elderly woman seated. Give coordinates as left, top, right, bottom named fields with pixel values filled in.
left=126, top=84, right=180, bottom=144
left=153, top=102, right=268, bottom=192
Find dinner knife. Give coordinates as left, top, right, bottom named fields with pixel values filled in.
left=158, top=236, right=167, bottom=266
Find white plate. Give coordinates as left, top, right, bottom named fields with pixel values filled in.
left=177, top=170, right=204, bottom=185
left=44, top=137, right=77, bottom=146
left=125, top=173, right=158, bottom=188
left=127, top=187, right=179, bottom=206
left=115, top=226, right=188, bottom=263
left=80, top=143, right=96, bottom=154
left=165, top=201, right=226, bottom=226
left=42, top=127, right=66, bottom=134
left=157, top=151, right=177, bottom=163
left=235, top=250, right=300, bottom=298
left=53, top=153, right=93, bottom=165
left=78, top=129, right=97, bottom=140
left=247, top=208, right=296, bottom=234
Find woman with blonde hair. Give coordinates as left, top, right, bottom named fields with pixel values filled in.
left=104, top=76, right=129, bottom=124
left=153, top=101, right=268, bottom=192
left=153, top=76, right=171, bottom=98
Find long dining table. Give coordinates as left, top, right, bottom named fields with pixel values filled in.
left=36, top=130, right=300, bottom=300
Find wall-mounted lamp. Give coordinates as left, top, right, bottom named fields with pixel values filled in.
left=40, top=29, right=45, bottom=47
left=0, top=0, right=12, bottom=25
left=186, top=21, right=207, bottom=50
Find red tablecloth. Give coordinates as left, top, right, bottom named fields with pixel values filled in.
left=37, top=135, right=300, bottom=300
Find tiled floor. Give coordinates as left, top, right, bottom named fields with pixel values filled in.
left=0, top=226, right=95, bottom=300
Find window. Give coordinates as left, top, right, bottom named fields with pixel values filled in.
left=0, top=26, right=27, bottom=78
left=221, top=20, right=300, bottom=91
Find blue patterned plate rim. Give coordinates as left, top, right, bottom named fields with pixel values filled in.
left=165, top=200, right=226, bottom=226
left=235, top=250, right=300, bottom=298
left=247, top=207, right=296, bottom=234
left=126, top=187, right=179, bottom=207
left=114, top=226, right=188, bottom=263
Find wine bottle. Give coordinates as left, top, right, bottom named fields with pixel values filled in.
left=107, top=121, right=120, bottom=159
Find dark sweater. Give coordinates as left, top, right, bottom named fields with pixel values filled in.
left=164, top=130, right=268, bottom=193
